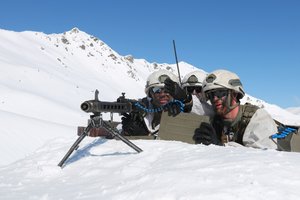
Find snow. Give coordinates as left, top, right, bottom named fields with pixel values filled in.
left=0, top=28, right=300, bottom=199
left=287, top=107, right=300, bottom=116
left=1, top=138, right=300, bottom=199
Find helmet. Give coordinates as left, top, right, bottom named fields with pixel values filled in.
left=202, top=69, right=245, bottom=99
left=181, top=70, right=207, bottom=88
left=145, top=69, right=179, bottom=96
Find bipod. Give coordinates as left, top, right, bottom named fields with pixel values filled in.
left=58, top=113, right=143, bottom=168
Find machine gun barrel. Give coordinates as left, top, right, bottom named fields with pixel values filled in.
left=81, top=100, right=133, bottom=113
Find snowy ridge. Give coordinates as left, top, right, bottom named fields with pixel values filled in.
left=241, top=94, right=300, bottom=126
left=287, top=107, right=300, bottom=116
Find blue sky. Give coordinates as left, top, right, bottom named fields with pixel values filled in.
left=1, top=0, right=299, bottom=108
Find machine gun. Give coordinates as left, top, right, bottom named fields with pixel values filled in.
left=58, top=90, right=143, bottom=168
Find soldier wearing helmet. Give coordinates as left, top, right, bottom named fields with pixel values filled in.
left=122, top=69, right=192, bottom=137
left=181, top=70, right=214, bottom=116
left=193, top=69, right=277, bottom=149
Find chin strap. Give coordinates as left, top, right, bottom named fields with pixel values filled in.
left=222, top=90, right=240, bottom=115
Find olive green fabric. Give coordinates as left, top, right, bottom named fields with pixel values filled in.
left=290, top=132, right=300, bottom=152
left=158, top=112, right=210, bottom=144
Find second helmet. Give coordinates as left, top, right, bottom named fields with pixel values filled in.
left=181, top=70, right=207, bottom=88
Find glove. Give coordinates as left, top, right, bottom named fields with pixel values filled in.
left=193, top=122, right=222, bottom=145
left=121, top=112, right=148, bottom=136
left=164, top=101, right=181, bottom=117
left=164, top=77, right=188, bottom=101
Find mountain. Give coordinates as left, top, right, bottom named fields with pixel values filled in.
left=287, top=107, right=300, bottom=116
left=1, top=28, right=300, bottom=199
left=0, top=27, right=299, bottom=166
left=0, top=27, right=198, bottom=166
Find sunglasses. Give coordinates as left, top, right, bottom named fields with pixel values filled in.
left=186, top=86, right=202, bottom=93
left=206, top=89, right=229, bottom=99
left=152, top=86, right=165, bottom=94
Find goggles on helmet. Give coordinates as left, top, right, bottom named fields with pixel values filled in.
left=186, top=86, right=202, bottom=94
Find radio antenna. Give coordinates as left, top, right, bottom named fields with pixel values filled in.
left=172, top=40, right=182, bottom=85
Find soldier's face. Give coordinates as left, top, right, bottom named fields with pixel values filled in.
left=207, top=89, right=229, bottom=115
left=151, top=87, right=172, bottom=106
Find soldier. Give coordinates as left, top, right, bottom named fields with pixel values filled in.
left=181, top=70, right=214, bottom=116
left=122, top=69, right=192, bottom=137
left=193, top=69, right=277, bottom=149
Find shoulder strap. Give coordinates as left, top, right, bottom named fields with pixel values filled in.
left=240, top=103, right=259, bottom=124
left=232, top=103, right=259, bottom=144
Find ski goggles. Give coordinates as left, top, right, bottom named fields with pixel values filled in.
left=186, top=86, right=202, bottom=93
left=206, top=89, right=229, bottom=100
left=152, top=86, right=165, bottom=94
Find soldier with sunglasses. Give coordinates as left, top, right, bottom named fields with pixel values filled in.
left=122, top=69, right=192, bottom=137
left=193, top=69, right=277, bottom=149
left=181, top=70, right=214, bottom=116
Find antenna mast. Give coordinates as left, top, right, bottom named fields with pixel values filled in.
left=172, top=40, right=182, bottom=85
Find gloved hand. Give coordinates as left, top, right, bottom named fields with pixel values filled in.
left=164, top=78, right=187, bottom=101
left=121, top=112, right=148, bottom=136
left=193, top=122, right=222, bottom=145
left=164, top=101, right=182, bottom=117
